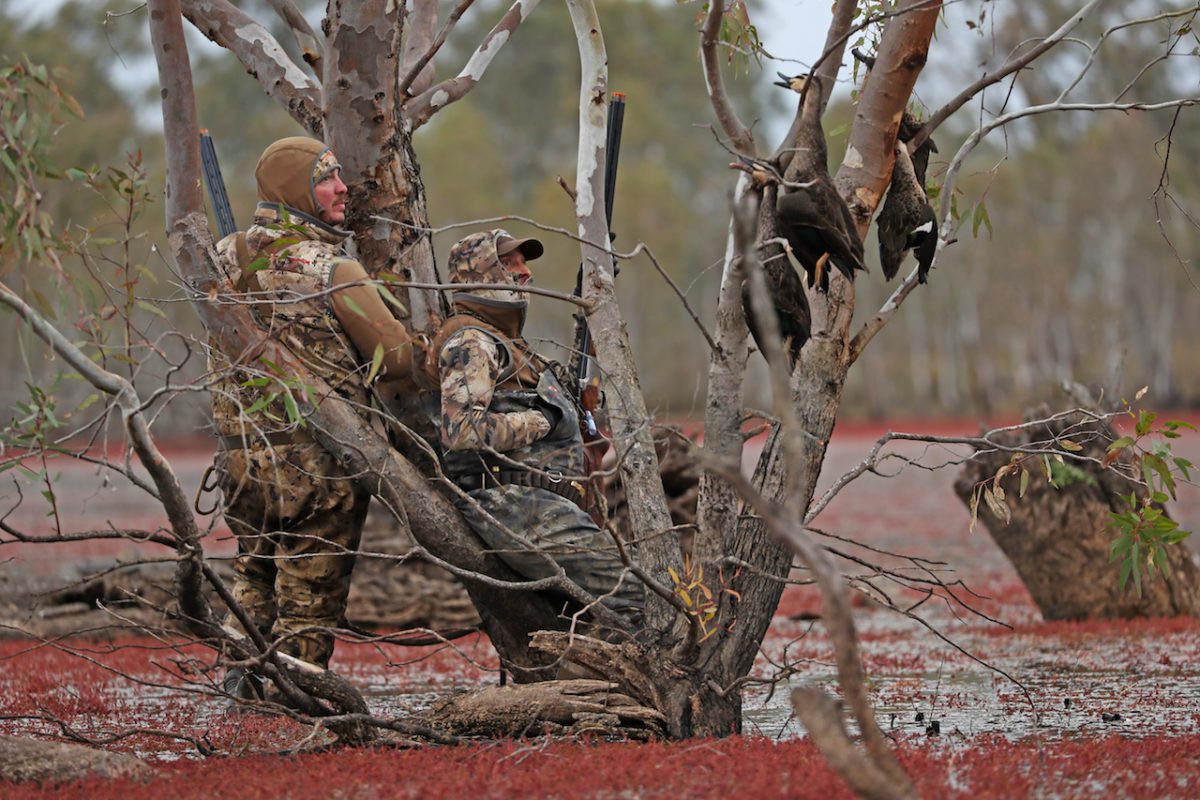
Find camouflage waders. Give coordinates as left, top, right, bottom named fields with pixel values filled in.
left=219, top=442, right=368, bottom=667
left=437, top=230, right=644, bottom=619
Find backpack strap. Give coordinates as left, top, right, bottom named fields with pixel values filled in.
left=232, top=232, right=264, bottom=295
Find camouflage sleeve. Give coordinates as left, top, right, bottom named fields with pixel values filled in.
left=439, top=328, right=551, bottom=453
left=213, top=232, right=241, bottom=290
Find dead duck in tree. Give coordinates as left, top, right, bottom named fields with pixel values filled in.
left=850, top=47, right=938, bottom=181
left=850, top=47, right=940, bottom=282
left=878, top=141, right=938, bottom=283
left=725, top=74, right=865, bottom=366
left=727, top=155, right=810, bottom=366
left=769, top=72, right=867, bottom=292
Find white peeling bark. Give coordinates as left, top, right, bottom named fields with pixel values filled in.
left=180, top=0, right=322, bottom=135
left=564, top=0, right=676, bottom=633
left=405, top=0, right=543, bottom=129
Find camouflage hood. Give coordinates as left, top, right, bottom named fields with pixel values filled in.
left=255, top=136, right=342, bottom=222
left=448, top=230, right=528, bottom=326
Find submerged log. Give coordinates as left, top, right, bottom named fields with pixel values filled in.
left=954, top=408, right=1200, bottom=620
left=0, top=736, right=152, bottom=784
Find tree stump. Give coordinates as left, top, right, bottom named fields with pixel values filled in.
left=954, top=409, right=1200, bottom=619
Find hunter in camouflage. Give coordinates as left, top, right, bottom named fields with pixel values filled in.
left=209, top=137, right=419, bottom=677
left=436, top=230, right=644, bottom=621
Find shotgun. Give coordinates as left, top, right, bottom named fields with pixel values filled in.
left=199, top=129, right=237, bottom=238
left=570, top=93, right=625, bottom=440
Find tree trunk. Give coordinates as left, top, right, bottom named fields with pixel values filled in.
left=954, top=409, right=1200, bottom=619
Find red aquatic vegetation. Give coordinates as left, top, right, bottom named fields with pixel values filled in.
left=3, top=733, right=1199, bottom=799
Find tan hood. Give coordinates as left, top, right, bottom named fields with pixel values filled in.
left=255, top=136, right=341, bottom=219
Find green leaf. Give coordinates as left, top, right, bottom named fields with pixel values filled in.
left=1118, top=558, right=1133, bottom=591
left=1136, top=409, right=1157, bottom=437
left=1109, top=532, right=1132, bottom=560
left=367, top=342, right=385, bottom=384
left=135, top=300, right=167, bottom=319
left=1019, top=468, right=1030, bottom=498
left=0, top=149, right=19, bottom=178
left=341, top=295, right=366, bottom=319
left=1059, top=439, right=1083, bottom=452
left=244, top=395, right=273, bottom=416
left=377, top=285, right=408, bottom=315
left=971, top=202, right=992, bottom=238
left=1131, top=542, right=1142, bottom=596
left=1107, top=436, right=1135, bottom=452
left=1164, top=529, right=1193, bottom=545
left=1143, top=453, right=1176, bottom=499
left=1173, top=457, right=1192, bottom=481
left=282, top=391, right=303, bottom=427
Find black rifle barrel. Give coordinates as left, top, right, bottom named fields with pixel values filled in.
left=603, top=93, right=625, bottom=230
left=572, top=94, right=626, bottom=386
left=199, top=130, right=237, bottom=239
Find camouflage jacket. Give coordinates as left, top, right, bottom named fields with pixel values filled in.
left=210, top=204, right=370, bottom=439
left=437, top=297, right=584, bottom=482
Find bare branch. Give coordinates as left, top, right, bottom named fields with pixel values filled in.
left=404, top=0, right=543, bottom=129
left=694, top=173, right=753, bottom=563
left=564, top=0, right=677, bottom=634
left=700, top=0, right=755, bottom=154
left=709, top=458, right=916, bottom=796
left=399, top=0, right=476, bottom=100
left=179, top=0, right=322, bottom=135
left=911, top=0, right=1106, bottom=152
left=939, top=99, right=1200, bottom=241
left=264, top=0, right=323, bottom=72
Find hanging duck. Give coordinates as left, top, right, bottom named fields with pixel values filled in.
left=770, top=73, right=868, bottom=292
left=851, top=47, right=940, bottom=282
left=878, top=141, right=938, bottom=283
left=728, top=153, right=811, bottom=366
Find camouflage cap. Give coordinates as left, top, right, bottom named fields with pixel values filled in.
left=256, top=137, right=342, bottom=219
left=448, top=230, right=529, bottom=304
